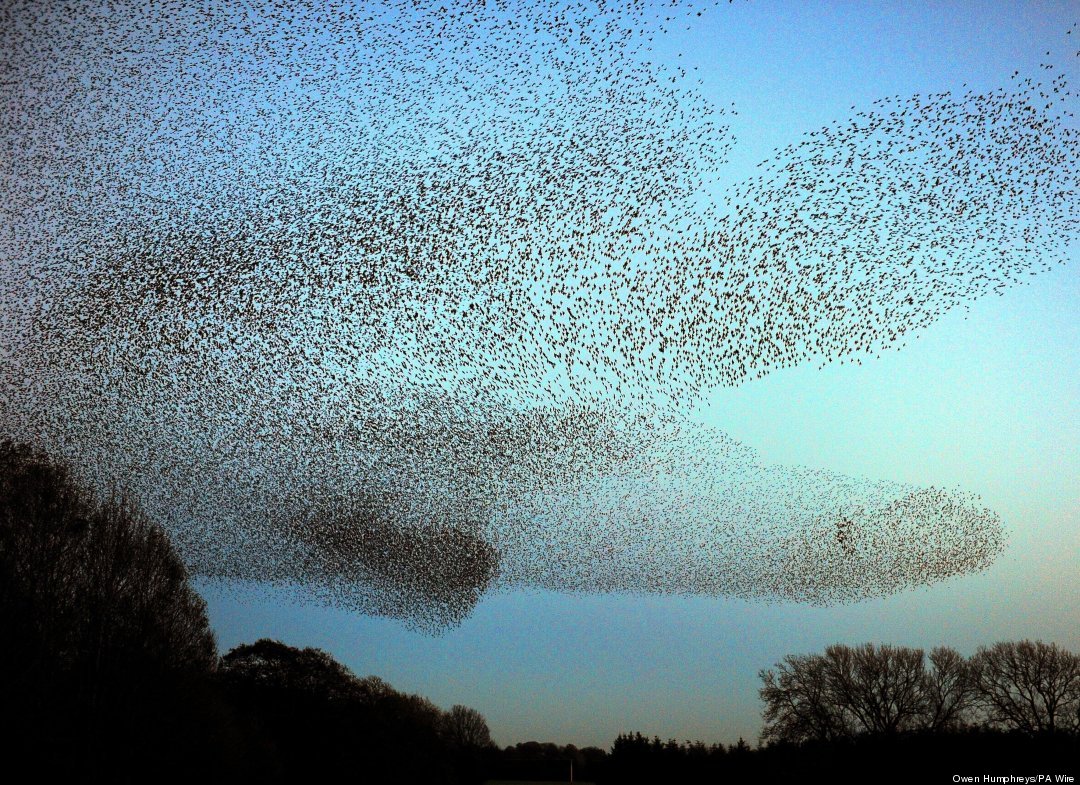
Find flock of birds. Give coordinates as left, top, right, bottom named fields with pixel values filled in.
left=0, top=0, right=1073, bottom=630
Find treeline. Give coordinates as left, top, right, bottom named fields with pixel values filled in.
left=476, top=735, right=754, bottom=783
left=760, top=641, right=1080, bottom=740
left=212, top=638, right=495, bottom=782
left=586, top=727, right=1079, bottom=783
left=0, top=441, right=493, bottom=783
left=749, top=640, right=1080, bottom=780
left=591, top=642, right=1080, bottom=782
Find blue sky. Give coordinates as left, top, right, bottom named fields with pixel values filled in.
left=195, top=1, right=1080, bottom=748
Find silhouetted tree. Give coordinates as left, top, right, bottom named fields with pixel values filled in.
left=920, top=646, right=975, bottom=732
left=760, top=643, right=976, bottom=744
left=756, top=641, right=1080, bottom=780
left=220, top=638, right=366, bottom=701
left=825, top=643, right=926, bottom=735
left=759, top=651, right=853, bottom=743
left=443, top=703, right=494, bottom=749
left=217, top=638, right=462, bottom=783
left=969, top=640, right=1080, bottom=734
left=440, top=703, right=493, bottom=784
left=0, top=440, right=219, bottom=777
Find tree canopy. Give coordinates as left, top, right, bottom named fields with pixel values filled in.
left=0, top=440, right=219, bottom=776
left=760, top=640, right=1080, bottom=745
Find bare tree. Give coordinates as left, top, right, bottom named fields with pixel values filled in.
left=969, top=640, right=1080, bottom=734
left=760, top=643, right=971, bottom=743
left=824, top=643, right=927, bottom=735
left=920, top=646, right=974, bottom=732
left=759, top=652, right=853, bottom=744
left=443, top=703, right=494, bottom=749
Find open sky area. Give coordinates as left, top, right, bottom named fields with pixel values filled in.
left=3, top=0, right=1078, bottom=749
left=200, top=1, right=1080, bottom=747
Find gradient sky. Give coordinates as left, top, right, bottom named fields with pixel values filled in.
left=191, top=0, right=1080, bottom=749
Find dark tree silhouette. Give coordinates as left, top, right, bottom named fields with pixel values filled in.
left=443, top=703, right=494, bottom=749
left=759, top=651, right=853, bottom=743
left=920, top=646, right=975, bottom=732
left=603, top=732, right=732, bottom=784
left=0, top=440, right=219, bottom=777
left=440, top=703, right=495, bottom=784
left=760, top=643, right=978, bottom=744
left=970, top=640, right=1080, bottom=734
left=220, top=638, right=368, bottom=701
left=757, top=641, right=1080, bottom=780
left=217, top=638, right=467, bottom=783
left=824, top=643, right=926, bottom=735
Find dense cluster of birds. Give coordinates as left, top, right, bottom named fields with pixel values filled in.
left=1, top=1, right=1071, bottom=629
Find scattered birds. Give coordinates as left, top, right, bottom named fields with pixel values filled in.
left=1, top=1, right=1068, bottom=630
